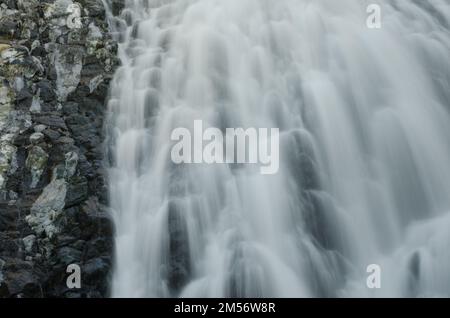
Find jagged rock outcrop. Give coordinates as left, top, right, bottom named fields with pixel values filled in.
left=0, top=0, right=122, bottom=297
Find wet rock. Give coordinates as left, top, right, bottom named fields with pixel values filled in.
left=36, top=80, right=55, bottom=103
left=62, top=102, right=79, bottom=115
left=82, top=0, right=107, bottom=18
left=0, top=231, right=20, bottom=255
left=167, top=202, right=191, bottom=291
left=3, top=0, right=17, bottom=10
left=81, top=197, right=114, bottom=238
left=85, top=237, right=112, bottom=259
left=65, top=177, right=88, bottom=208
left=110, top=0, right=125, bottom=15
left=17, top=0, right=39, bottom=15
left=82, top=257, right=110, bottom=289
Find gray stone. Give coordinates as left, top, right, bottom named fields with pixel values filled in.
left=0, top=134, right=17, bottom=190
left=62, top=102, right=79, bottom=115
left=30, top=94, right=41, bottom=113
left=65, top=151, right=79, bottom=178
left=34, top=114, right=67, bottom=129
left=82, top=257, right=110, bottom=283
left=0, top=0, right=117, bottom=298
left=50, top=45, right=84, bottom=102
left=56, top=246, right=82, bottom=266
left=65, top=177, right=88, bottom=207
left=0, top=258, right=40, bottom=296
left=42, top=129, right=61, bottom=141
left=26, top=178, right=67, bottom=238
left=34, top=124, right=47, bottom=132
left=36, top=80, right=55, bottom=102
left=25, top=145, right=48, bottom=188
left=22, top=235, right=36, bottom=254
left=29, top=132, right=44, bottom=144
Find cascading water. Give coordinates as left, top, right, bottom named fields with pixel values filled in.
left=103, top=0, right=450, bottom=297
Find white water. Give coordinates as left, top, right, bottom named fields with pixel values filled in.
left=104, top=0, right=450, bottom=297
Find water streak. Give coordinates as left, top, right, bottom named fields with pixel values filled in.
left=104, top=0, right=450, bottom=297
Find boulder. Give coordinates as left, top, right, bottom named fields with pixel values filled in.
left=26, top=178, right=67, bottom=239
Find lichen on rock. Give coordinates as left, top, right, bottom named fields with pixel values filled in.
left=1, top=0, right=121, bottom=298
left=0, top=135, right=17, bottom=189
left=26, top=178, right=67, bottom=239
left=50, top=45, right=84, bottom=102
left=0, top=85, right=18, bottom=189
left=25, top=145, right=48, bottom=188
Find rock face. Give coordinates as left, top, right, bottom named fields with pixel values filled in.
left=0, top=0, right=121, bottom=297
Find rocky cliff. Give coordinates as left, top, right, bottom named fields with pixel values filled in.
left=0, top=0, right=123, bottom=297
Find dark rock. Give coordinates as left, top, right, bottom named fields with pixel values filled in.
left=34, top=115, right=67, bottom=130
left=110, top=0, right=125, bottom=15
left=81, top=197, right=114, bottom=238
left=64, top=291, right=83, bottom=298
left=66, top=114, right=89, bottom=127
left=56, top=247, right=82, bottom=266
left=56, top=136, right=75, bottom=145
left=36, top=80, right=55, bottom=103
left=83, top=97, right=104, bottom=113
left=65, top=178, right=88, bottom=208
left=42, top=129, right=61, bottom=142
left=47, top=65, right=58, bottom=81
left=62, top=102, right=79, bottom=115
left=17, top=88, right=33, bottom=102
left=4, top=0, right=17, bottom=10
left=0, top=282, right=10, bottom=298
left=0, top=19, right=18, bottom=38
left=0, top=231, right=21, bottom=256
left=81, top=63, right=104, bottom=79
left=80, top=0, right=106, bottom=18
left=31, top=46, right=47, bottom=58
left=167, top=201, right=191, bottom=291
left=85, top=237, right=112, bottom=259
left=1, top=258, right=41, bottom=297
left=68, top=84, right=90, bottom=101
left=0, top=204, right=19, bottom=232
left=56, top=235, right=78, bottom=247
left=82, top=257, right=110, bottom=287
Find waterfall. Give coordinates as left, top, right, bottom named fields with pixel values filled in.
left=104, top=0, right=450, bottom=297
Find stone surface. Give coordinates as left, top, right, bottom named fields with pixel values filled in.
left=26, top=178, right=67, bottom=238
left=0, top=0, right=120, bottom=298
left=25, top=145, right=48, bottom=188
